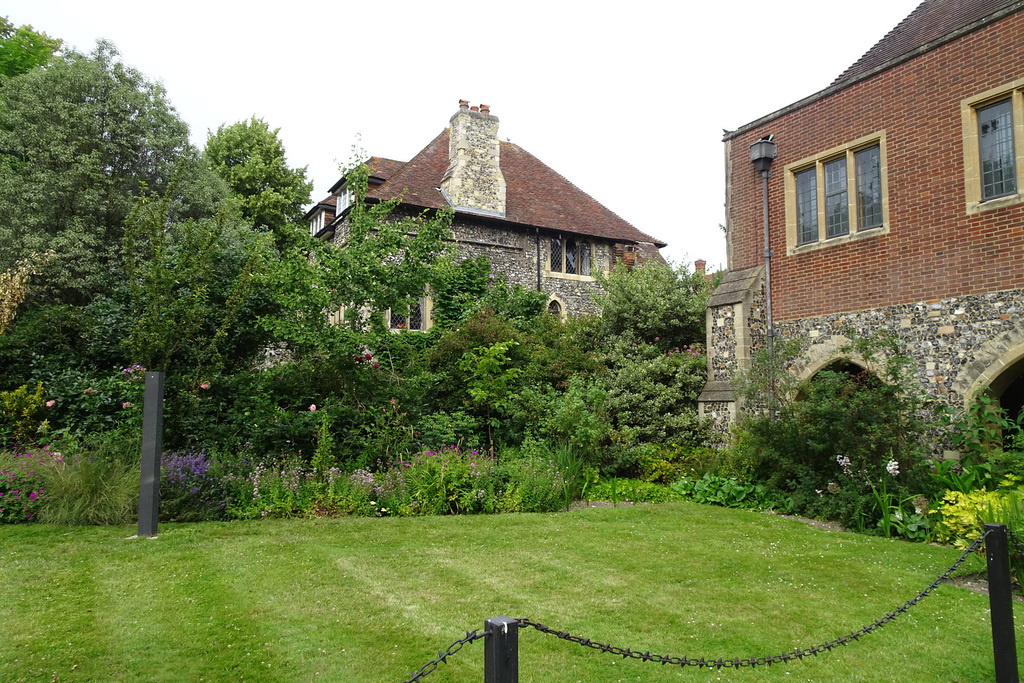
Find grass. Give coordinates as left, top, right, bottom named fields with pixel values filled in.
left=0, top=502, right=1018, bottom=682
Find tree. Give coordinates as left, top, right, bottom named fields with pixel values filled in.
left=594, top=260, right=714, bottom=347
left=0, top=18, right=60, bottom=77
left=204, top=116, right=312, bottom=249
left=0, top=41, right=205, bottom=304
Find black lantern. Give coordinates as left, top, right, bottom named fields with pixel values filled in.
left=749, top=136, right=777, bottom=173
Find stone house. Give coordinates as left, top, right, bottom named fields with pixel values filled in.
left=303, top=101, right=666, bottom=329
left=699, top=0, right=1024, bottom=434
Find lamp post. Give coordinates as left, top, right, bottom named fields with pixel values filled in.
left=750, top=136, right=777, bottom=419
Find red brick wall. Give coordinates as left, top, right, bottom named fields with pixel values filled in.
left=728, top=11, right=1024, bottom=322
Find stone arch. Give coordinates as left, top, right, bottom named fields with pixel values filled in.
left=955, top=324, right=1024, bottom=412
left=789, top=335, right=876, bottom=384
left=546, top=295, right=566, bottom=319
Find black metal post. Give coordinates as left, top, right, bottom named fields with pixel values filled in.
left=761, top=169, right=777, bottom=421
left=985, top=524, right=1019, bottom=682
left=484, top=616, right=518, bottom=683
left=137, top=371, right=164, bottom=537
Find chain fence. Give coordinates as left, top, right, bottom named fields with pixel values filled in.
left=399, top=530, right=994, bottom=680
left=1008, top=529, right=1024, bottom=561
left=400, top=629, right=486, bottom=683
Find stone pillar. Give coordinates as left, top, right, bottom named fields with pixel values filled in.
left=698, top=266, right=765, bottom=436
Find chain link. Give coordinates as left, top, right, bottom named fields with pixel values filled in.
left=399, top=628, right=486, bottom=683
left=1007, top=529, right=1024, bottom=562
left=516, top=531, right=988, bottom=670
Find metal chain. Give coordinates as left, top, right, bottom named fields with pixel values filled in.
left=516, top=531, right=989, bottom=670
left=1007, top=529, right=1024, bottom=562
left=399, top=628, right=486, bottom=683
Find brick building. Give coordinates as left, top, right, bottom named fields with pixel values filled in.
left=304, top=101, right=666, bottom=327
left=699, top=0, right=1024, bottom=433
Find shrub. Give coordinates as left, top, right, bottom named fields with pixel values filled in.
left=670, top=472, right=794, bottom=512
left=725, top=332, right=935, bottom=529
left=934, top=484, right=1024, bottom=586
left=0, top=381, right=50, bottom=445
left=0, top=447, right=53, bottom=522
left=415, top=410, right=480, bottom=452
left=587, top=478, right=684, bottom=504
left=160, top=450, right=234, bottom=522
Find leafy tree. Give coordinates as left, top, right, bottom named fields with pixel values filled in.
left=0, top=18, right=60, bottom=77
left=0, top=41, right=203, bottom=304
left=594, top=260, right=714, bottom=347
left=204, top=116, right=312, bottom=249
left=122, top=163, right=271, bottom=378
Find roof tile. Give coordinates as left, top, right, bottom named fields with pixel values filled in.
left=833, top=0, right=1023, bottom=85
left=362, top=129, right=666, bottom=247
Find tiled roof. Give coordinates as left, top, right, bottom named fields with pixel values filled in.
left=303, top=195, right=336, bottom=221
left=362, top=129, right=666, bottom=247
left=366, top=157, right=406, bottom=181
left=832, top=0, right=1023, bottom=85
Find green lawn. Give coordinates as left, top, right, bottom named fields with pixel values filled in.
left=0, top=503, right=1018, bottom=682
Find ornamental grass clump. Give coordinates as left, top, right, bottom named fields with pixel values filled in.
left=36, top=432, right=141, bottom=526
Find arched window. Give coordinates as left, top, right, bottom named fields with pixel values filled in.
left=547, top=300, right=562, bottom=316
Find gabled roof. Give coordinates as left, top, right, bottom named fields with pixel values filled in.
left=360, top=129, right=666, bottom=247
left=303, top=195, right=336, bottom=221
left=833, top=0, right=1024, bottom=86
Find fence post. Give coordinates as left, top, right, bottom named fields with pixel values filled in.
left=484, top=616, right=518, bottom=683
left=137, top=371, right=164, bottom=538
left=984, top=523, right=1019, bottom=683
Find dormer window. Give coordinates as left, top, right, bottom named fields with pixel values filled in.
left=309, top=210, right=325, bottom=236
left=336, top=184, right=353, bottom=214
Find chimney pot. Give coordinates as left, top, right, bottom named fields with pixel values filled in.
left=470, top=106, right=479, bottom=112
left=459, top=99, right=470, bottom=110
left=480, top=104, right=490, bottom=114
left=695, top=259, right=707, bottom=274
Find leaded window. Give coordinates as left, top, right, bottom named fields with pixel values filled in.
left=389, top=298, right=427, bottom=331
left=979, top=99, right=1017, bottom=200
left=550, top=238, right=564, bottom=273
left=855, top=146, right=883, bottom=229
left=791, top=140, right=885, bottom=246
left=795, top=167, right=818, bottom=245
left=823, top=157, right=849, bottom=238
left=550, top=237, right=593, bottom=275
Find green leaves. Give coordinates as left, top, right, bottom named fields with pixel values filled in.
left=0, top=41, right=194, bottom=303
left=0, top=17, right=60, bottom=77
left=204, top=116, right=313, bottom=249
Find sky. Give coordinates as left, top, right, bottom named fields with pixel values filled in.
left=7, top=0, right=922, bottom=270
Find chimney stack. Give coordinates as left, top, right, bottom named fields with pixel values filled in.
left=440, top=100, right=506, bottom=215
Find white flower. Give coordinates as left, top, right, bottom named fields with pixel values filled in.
left=886, top=460, right=900, bottom=477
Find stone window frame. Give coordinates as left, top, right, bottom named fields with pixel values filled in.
left=962, top=78, right=1024, bottom=215
left=783, top=131, right=890, bottom=255
left=387, top=296, right=432, bottom=332
left=546, top=295, right=567, bottom=319
left=545, top=235, right=601, bottom=281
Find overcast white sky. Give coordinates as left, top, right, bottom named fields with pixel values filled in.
left=9, top=0, right=921, bottom=270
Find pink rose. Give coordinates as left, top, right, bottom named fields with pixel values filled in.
left=200, top=381, right=211, bottom=390
left=309, top=404, right=317, bottom=412
left=46, top=400, right=55, bottom=407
